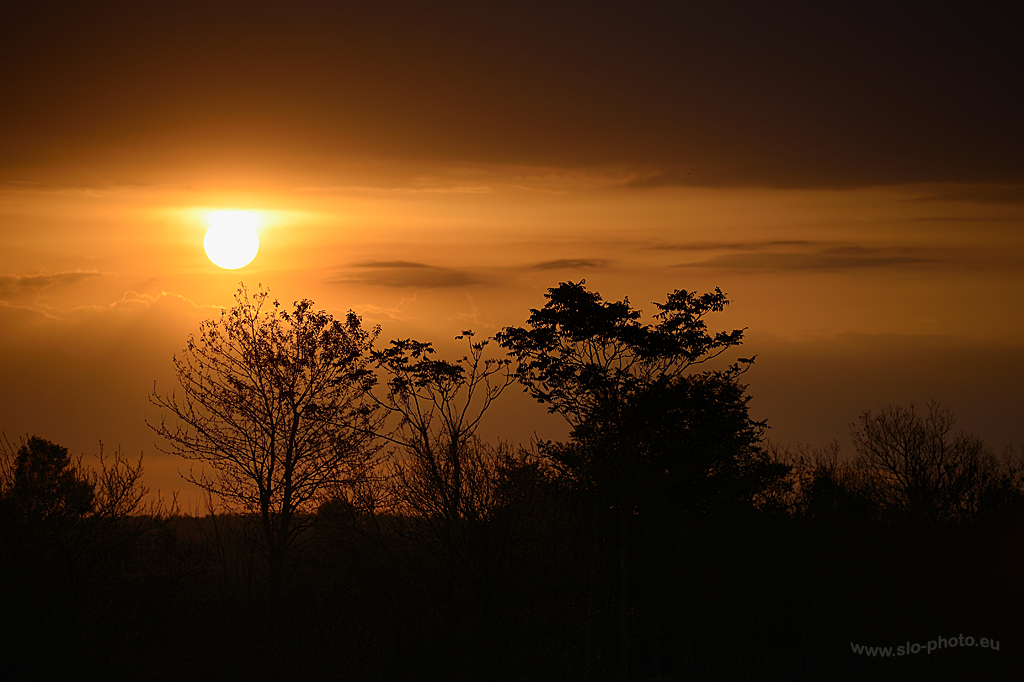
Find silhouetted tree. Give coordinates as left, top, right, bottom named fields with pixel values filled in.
left=604, top=370, right=782, bottom=517
left=772, top=441, right=876, bottom=522
left=497, top=280, right=767, bottom=681
left=0, top=436, right=173, bottom=678
left=150, top=284, right=381, bottom=611
left=358, top=331, right=523, bottom=676
left=497, top=281, right=749, bottom=432
left=1, top=435, right=94, bottom=523
left=852, top=401, right=998, bottom=523
left=497, top=282, right=756, bottom=509
left=368, top=331, right=515, bottom=523
left=1, top=435, right=162, bottom=544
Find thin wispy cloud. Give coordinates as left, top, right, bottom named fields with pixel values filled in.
left=353, top=261, right=431, bottom=269
left=909, top=216, right=1018, bottom=223
left=532, top=259, right=610, bottom=270
left=904, top=184, right=1024, bottom=205
left=683, top=245, right=939, bottom=271
left=650, top=240, right=813, bottom=253
left=337, top=261, right=481, bottom=288
left=0, top=271, right=102, bottom=297
left=621, top=170, right=698, bottom=189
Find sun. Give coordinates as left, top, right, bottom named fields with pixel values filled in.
left=204, top=211, right=260, bottom=269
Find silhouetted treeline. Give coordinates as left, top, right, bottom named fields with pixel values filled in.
left=3, top=427, right=1022, bottom=680
left=2, top=282, right=1023, bottom=681
left=0, top=436, right=198, bottom=680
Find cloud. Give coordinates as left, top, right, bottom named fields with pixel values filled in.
left=353, top=261, right=429, bottom=269
left=4, top=4, right=1022, bottom=188
left=337, top=261, right=481, bottom=288
left=621, top=170, right=699, bottom=189
left=905, top=184, right=1024, bottom=205
left=351, top=295, right=418, bottom=323
left=294, top=183, right=494, bottom=195
left=651, top=240, right=813, bottom=252
left=0, top=299, right=54, bottom=325
left=0, top=271, right=102, bottom=297
left=909, top=216, right=1019, bottom=223
left=532, top=258, right=610, bottom=270
left=684, top=245, right=939, bottom=271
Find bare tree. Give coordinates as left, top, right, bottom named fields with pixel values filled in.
left=359, top=331, right=527, bottom=673
left=149, top=284, right=381, bottom=608
left=368, top=331, right=516, bottom=525
left=851, top=401, right=996, bottom=523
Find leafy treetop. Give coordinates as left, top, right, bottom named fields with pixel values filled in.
left=496, top=280, right=751, bottom=430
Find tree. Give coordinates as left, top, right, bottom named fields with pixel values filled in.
left=772, top=441, right=875, bottom=522
left=360, top=331, right=522, bottom=674
left=623, top=371, right=780, bottom=516
left=367, top=331, right=515, bottom=525
left=496, top=280, right=771, bottom=681
left=496, top=280, right=762, bottom=508
left=496, top=281, right=749, bottom=436
left=1, top=436, right=94, bottom=524
left=851, top=401, right=998, bottom=523
left=1, top=435, right=160, bottom=536
left=0, top=436, right=166, bottom=678
left=150, top=284, right=381, bottom=609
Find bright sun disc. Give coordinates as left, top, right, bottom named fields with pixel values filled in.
left=204, top=211, right=260, bottom=269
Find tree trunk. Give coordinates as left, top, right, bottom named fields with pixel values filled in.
left=583, top=494, right=601, bottom=680
left=618, top=502, right=630, bottom=682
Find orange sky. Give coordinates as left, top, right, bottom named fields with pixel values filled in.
left=2, top=2, right=1022, bottom=507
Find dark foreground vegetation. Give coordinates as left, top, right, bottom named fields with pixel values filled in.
left=2, top=282, right=1022, bottom=681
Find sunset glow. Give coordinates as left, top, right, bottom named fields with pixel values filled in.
left=0, top=3, right=1020, bottom=516
left=2, top=4, right=1023, bottom=677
